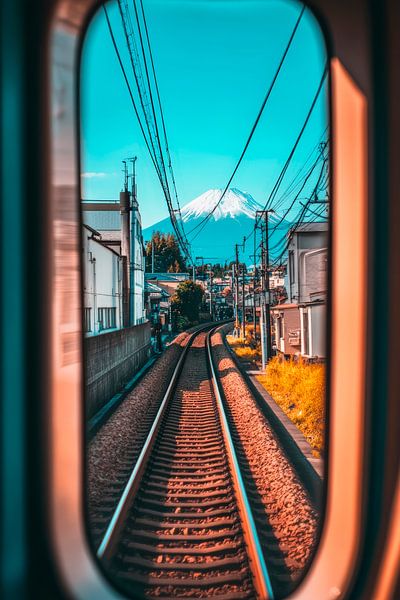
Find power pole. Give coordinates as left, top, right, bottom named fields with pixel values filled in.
left=129, top=156, right=137, bottom=327
left=120, top=161, right=131, bottom=328
left=234, top=244, right=240, bottom=335
left=208, top=265, right=213, bottom=320
left=241, top=264, right=246, bottom=339
left=151, top=236, right=155, bottom=273
left=264, top=211, right=272, bottom=361
left=252, top=265, right=258, bottom=342
left=256, top=210, right=273, bottom=368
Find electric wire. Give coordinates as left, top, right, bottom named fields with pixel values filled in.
left=109, top=2, right=192, bottom=263
left=187, top=4, right=306, bottom=242
left=103, top=5, right=160, bottom=177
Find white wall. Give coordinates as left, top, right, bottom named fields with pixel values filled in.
left=83, top=227, right=123, bottom=335
left=310, top=303, right=326, bottom=358
left=131, top=205, right=146, bottom=325
left=300, top=303, right=326, bottom=358
left=299, top=248, right=328, bottom=302
left=288, top=230, right=328, bottom=303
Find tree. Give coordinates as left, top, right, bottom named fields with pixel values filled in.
left=171, top=280, right=204, bottom=323
left=145, top=231, right=187, bottom=273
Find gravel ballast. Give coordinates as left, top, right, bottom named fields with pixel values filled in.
left=87, top=330, right=191, bottom=546
left=211, top=326, right=319, bottom=595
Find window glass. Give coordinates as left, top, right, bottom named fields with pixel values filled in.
left=81, top=1, right=329, bottom=597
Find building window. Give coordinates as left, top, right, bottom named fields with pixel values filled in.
left=83, top=307, right=91, bottom=332
left=98, top=307, right=116, bottom=331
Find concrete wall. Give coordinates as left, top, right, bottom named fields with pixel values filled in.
left=85, top=321, right=151, bottom=418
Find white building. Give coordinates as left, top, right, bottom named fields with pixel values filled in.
left=82, top=225, right=123, bottom=335
left=283, top=222, right=328, bottom=359
left=287, top=222, right=328, bottom=304
left=82, top=193, right=146, bottom=327
left=131, top=197, right=146, bottom=325
left=299, top=301, right=326, bottom=358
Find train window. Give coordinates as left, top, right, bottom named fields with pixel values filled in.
left=80, top=1, right=329, bottom=597
left=49, top=0, right=368, bottom=599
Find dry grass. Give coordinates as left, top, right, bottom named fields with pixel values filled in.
left=257, top=357, right=325, bottom=457
left=226, top=333, right=261, bottom=361
left=234, top=345, right=260, bottom=360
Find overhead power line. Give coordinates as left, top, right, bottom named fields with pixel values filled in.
left=103, top=5, right=160, bottom=176
left=131, top=0, right=191, bottom=253
left=187, top=4, right=306, bottom=242
left=105, top=2, right=192, bottom=263
left=240, top=63, right=328, bottom=256
left=269, top=158, right=329, bottom=265
left=137, top=0, right=184, bottom=218
left=259, top=65, right=328, bottom=217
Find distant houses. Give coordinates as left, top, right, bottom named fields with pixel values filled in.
left=144, top=272, right=190, bottom=326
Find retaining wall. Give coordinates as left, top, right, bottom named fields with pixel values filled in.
left=85, top=321, right=152, bottom=418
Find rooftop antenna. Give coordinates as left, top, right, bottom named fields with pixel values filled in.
left=122, top=160, right=128, bottom=191
left=127, top=156, right=138, bottom=205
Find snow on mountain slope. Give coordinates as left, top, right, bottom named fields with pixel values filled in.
left=143, top=188, right=290, bottom=263
left=180, top=188, right=262, bottom=221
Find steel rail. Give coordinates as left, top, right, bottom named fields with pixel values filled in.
left=96, top=322, right=222, bottom=560
left=96, top=321, right=273, bottom=599
left=96, top=325, right=206, bottom=560
left=206, top=329, right=274, bottom=600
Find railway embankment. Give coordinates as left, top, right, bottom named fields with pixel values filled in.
left=87, top=329, right=192, bottom=546
left=214, top=325, right=322, bottom=592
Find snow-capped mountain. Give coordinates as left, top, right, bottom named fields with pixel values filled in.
left=143, top=188, right=289, bottom=265
left=180, top=188, right=261, bottom=222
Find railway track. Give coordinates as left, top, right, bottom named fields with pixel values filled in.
left=96, top=326, right=274, bottom=599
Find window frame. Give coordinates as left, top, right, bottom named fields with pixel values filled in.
left=48, top=2, right=370, bottom=599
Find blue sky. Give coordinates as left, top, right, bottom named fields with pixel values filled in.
left=81, top=0, right=328, bottom=230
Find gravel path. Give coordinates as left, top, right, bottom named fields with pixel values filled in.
left=211, top=326, right=319, bottom=596
left=87, top=330, right=191, bottom=547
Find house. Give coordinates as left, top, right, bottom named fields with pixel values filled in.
left=276, top=222, right=328, bottom=359
left=145, top=272, right=190, bottom=299
left=82, top=225, right=123, bottom=335
left=287, top=222, right=328, bottom=304
left=82, top=192, right=146, bottom=326
left=145, top=280, right=171, bottom=325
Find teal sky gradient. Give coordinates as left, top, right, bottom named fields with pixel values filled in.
left=81, top=0, right=328, bottom=231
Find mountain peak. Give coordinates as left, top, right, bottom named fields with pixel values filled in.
left=181, top=188, right=261, bottom=222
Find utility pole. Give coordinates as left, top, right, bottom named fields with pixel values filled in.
left=120, top=161, right=131, bottom=328
left=256, top=210, right=273, bottom=369
left=209, top=267, right=213, bottom=320
left=151, top=236, right=155, bottom=273
left=264, top=211, right=272, bottom=361
left=241, top=263, right=246, bottom=339
left=234, top=244, right=240, bottom=336
left=252, top=262, right=258, bottom=342
left=234, top=240, right=246, bottom=337
left=129, top=156, right=137, bottom=327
